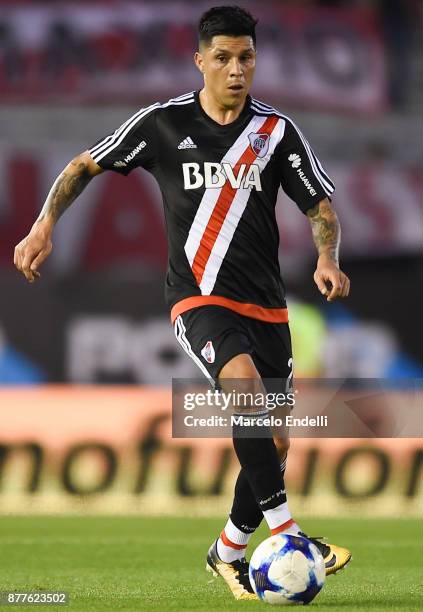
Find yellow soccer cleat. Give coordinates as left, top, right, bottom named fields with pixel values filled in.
left=206, top=540, right=258, bottom=601
left=299, top=532, right=352, bottom=575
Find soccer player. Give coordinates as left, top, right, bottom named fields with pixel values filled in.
left=14, top=5, right=351, bottom=601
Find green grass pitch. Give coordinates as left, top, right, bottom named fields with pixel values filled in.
left=0, top=516, right=422, bottom=610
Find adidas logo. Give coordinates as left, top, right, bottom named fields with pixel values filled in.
left=288, top=153, right=301, bottom=169
left=178, top=136, right=197, bottom=150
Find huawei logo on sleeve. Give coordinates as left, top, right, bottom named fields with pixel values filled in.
left=113, top=140, right=147, bottom=168
left=288, top=153, right=317, bottom=196
left=288, top=153, right=301, bottom=168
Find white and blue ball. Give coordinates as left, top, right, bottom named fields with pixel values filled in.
left=249, top=534, right=325, bottom=605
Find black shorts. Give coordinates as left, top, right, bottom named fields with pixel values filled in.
left=173, top=305, right=293, bottom=386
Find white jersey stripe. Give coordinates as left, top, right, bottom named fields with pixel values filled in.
left=91, top=105, right=160, bottom=162
left=251, top=104, right=334, bottom=195
left=92, top=98, right=194, bottom=163
left=91, top=91, right=194, bottom=155
left=251, top=100, right=334, bottom=194
left=90, top=102, right=160, bottom=157
left=199, top=118, right=285, bottom=294
left=90, top=95, right=195, bottom=163
left=288, top=124, right=334, bottom=193
left=169, top=91, right=196, bottom=102
left=184, top=114, right=272, bottom=270
left=174, top=316, right=214, bottom=383
left=309, top=147, right=334, bottom=187
left=185, top=115, right=285, bottom=295
left=251, top=99, right=273, bottom=111
left=91, top=94, right=195, bottom=157
left=184, top=187, right=222, bottom=268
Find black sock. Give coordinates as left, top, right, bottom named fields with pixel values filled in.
left=230, top=460, right=287, bottom=533
left=230, top=467, right=263, bottom=532
left=232, top=431, right=286, bottom=515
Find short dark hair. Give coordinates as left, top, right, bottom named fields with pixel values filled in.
left=198, top=5, right=258, bottom=48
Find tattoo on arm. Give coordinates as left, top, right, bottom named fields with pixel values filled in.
left=306, top=199, right=340, bottom=263
left=37, top=160, right=93, bottom=224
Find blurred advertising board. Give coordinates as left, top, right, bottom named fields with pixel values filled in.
left=0, top=386, right=421, bottom=516
left=0, top=2, right=386, bottom=112
left=0, top=275, right=198, bottom=384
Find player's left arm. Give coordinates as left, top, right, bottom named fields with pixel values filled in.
left=306, top=197, right=350, bottom=301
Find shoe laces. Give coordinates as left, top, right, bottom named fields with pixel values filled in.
left=298, top=532, right=331, bottom=558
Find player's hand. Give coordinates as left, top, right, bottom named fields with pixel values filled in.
left=14, top=220, right=53, bottom=283
left=313, top=253, right=350, bottom=301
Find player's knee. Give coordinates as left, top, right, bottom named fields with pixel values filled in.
left=218, top=354, right=266, bottom=412
left=274, top=436, right=290, bottom=459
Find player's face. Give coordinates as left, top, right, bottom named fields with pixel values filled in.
left=195, top=35, right=256, bottom=109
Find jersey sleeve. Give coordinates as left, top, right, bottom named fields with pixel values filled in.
left=88, top=103, right=159, bottom=176
left=275, top=118, right=335, bottom=213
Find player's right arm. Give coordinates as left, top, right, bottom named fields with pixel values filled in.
left=14, top=150, right=103, bottom=282
left=15, top=102, right=159, bottom=282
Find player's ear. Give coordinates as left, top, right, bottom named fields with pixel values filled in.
left=194, top=51, right=205, bottom=75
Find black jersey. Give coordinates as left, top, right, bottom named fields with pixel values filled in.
left=89, top=91, right=334, bottom=323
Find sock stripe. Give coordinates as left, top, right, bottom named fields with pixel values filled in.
left=270, top=518, right=295, bottom=535
left=220, top=530, right=247, bottom=550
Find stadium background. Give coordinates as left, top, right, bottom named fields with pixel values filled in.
left=0, top=0, right=422, bottom=523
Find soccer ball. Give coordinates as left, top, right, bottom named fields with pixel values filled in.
left=249, top=534, right=325, bottom=605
